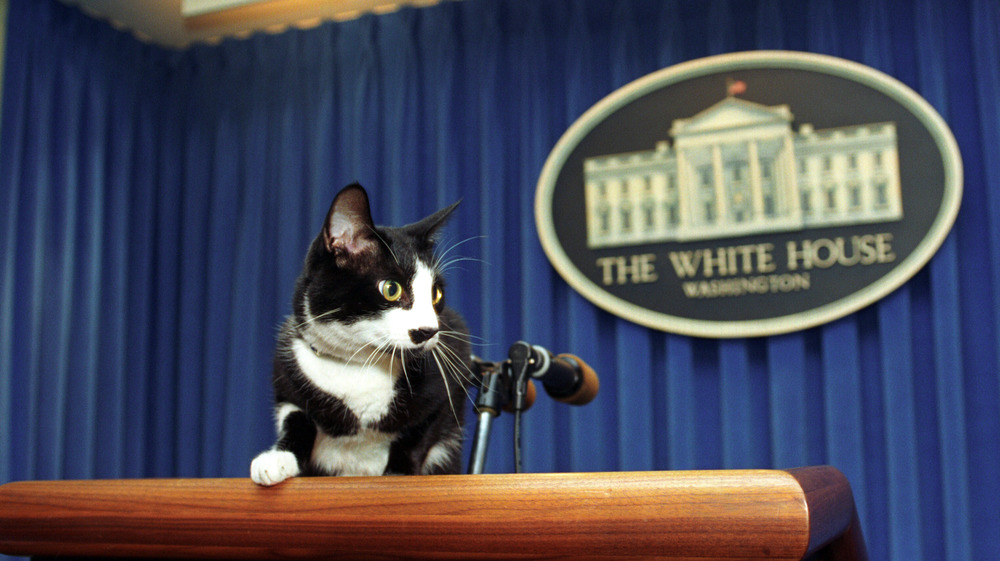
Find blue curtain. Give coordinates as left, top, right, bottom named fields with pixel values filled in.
left=2, top=1, right=999, bottom=560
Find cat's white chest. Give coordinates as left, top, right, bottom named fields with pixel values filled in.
left=311, top=429, right=395, bottom=476
left=291, top=338, right=397, bottom=425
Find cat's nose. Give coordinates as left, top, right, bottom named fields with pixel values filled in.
left=409, top=327, right=439, bottom=345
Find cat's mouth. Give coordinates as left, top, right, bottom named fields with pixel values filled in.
left=397, top=338, right=440, bottom=356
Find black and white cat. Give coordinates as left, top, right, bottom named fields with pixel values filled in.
left=251, top=183, right=473, bottom=485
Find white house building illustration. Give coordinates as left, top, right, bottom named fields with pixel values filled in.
left=583, top=95, right=903, bottom=247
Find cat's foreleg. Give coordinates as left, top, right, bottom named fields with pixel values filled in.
left=250, top=403, right=317, bottom=486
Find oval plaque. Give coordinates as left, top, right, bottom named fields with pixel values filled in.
left=536, top=51, right=962, bottom=338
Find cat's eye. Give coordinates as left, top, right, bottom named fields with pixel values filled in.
left=379, top=279, right=404, bottom=302
left=432, top=285, right=444, bottom=305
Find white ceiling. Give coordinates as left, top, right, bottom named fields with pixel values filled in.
left=63, top=0, right=450, bottom=49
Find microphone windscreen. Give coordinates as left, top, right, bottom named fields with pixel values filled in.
left=554, top=354, right=599, bottom=405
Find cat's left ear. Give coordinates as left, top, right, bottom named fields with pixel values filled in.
left=407, top=200, right=461, bottom=242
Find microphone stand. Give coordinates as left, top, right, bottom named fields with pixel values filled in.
left=467, top=358, right=505, bottom=475
left=467, top=343, right=537, bottom=475
left=467, top=342, right=598, bottom=474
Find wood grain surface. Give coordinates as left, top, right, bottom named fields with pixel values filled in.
left=0, top=467, right=866, bottom=560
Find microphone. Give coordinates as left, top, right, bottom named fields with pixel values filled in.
left=467, top=343, right=600, bottom=474
left=526, top=344, right=600, bottom=406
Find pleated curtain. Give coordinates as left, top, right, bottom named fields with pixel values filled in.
left=2, top=1, right=999, bottom=560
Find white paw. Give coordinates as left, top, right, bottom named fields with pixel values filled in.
left=251, top=450, right=300, bottom=486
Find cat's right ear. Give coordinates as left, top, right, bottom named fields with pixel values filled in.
left=322, top=183, right=377, bottom=259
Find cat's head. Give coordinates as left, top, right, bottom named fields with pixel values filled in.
left=294, top=183, right=460, bottom=361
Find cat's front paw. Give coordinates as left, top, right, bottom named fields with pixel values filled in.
left=251, top=450, right=300, bottom=486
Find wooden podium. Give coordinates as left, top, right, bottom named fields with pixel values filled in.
left=0, top=466, right=866, bottom=560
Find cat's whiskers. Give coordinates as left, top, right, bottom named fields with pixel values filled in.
left=438, top=315, right=488, bottom=344
left=399, top=345, right=415, bottom=397
left=361, top=339, right=386, bottom=369
left=293, top=307, right=343, bottom=330
left=437, top=333, right=488, bottom=385
left=443, top=351, right=477, bottom=408
left=432, top=235, right=485, bottom=271
left=342, top=333, right=388, bottom=368
left=433, top=326, right=484, bottom=392
left=420, top=345, right=475, bottom=401
left=436, top=256, right=486, bottom=276
left=437, top=328, right=486, bottom=346
left=429, top=349, right=464, bottom=429
left=343, top=342, right=374, bottom=366
left=374, top=338, right=410, bottom=409
left=364, top=337, right=396, bottom=373
left=430, top=344, right=477, bottom=405
left=395, top=344, right=414, bottom=396
left=364, top=224, right=399, bottom=266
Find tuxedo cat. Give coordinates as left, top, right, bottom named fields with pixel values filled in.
left=251, top=184, right=473, bottom=485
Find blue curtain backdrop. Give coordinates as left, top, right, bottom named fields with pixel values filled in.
left=2, top=0, right=999, bottom=560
